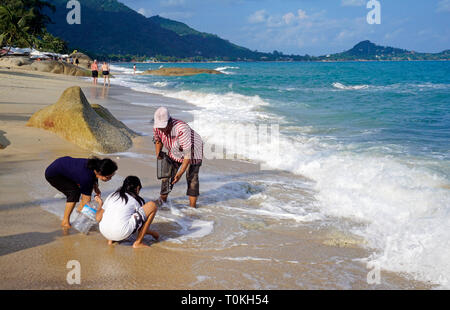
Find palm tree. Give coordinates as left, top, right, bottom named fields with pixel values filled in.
left=0, top=5, right=35, bottom=57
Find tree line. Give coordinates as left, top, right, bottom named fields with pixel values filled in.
left=0, top=0, right=68, bottom=56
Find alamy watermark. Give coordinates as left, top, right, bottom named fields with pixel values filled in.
left=66, top=0, right=81, bottom=25
left=190, top=117, right=280, bottom=170
left=367, top=0, right=381, bottom=25
left=366, top=261, right=381, bottom=285
left=66, top=260, right=81, bottom=285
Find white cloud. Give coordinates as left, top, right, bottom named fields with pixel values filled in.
left=242, top=9, right=374, bottom=55
left=283, top=9, right=307, bottom=24
left=248, top=10, right=268, bottom=24
left=250, top=9, right=309, bottom=27
left=341, top=0, right=366, bottom=7
left=137, top=8, right=150, bottom=17
left=437, top=0, right=450, bottom=12
left=282, top=12, right=296, bottom=25
left=297, top=9, right=307, bottom=20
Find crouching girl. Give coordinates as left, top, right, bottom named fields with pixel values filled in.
left=96, top=176, right=159, bottom=248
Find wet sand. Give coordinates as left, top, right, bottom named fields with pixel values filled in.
left=0, top=68, right=434, bottom=289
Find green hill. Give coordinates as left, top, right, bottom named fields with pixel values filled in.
left=45, top=0, right=264, bottom=61
left=320, top=40, right=449, bottom=61
left=148, top=15, right=212, bottom=38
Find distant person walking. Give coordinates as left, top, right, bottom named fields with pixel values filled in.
left=133, top=64, right=136, bottom=75
left=75, top=58, right=79, bottom=66
left=102, top=61, right=110, bottom=87
left=45, top=156, right=118, bottom=229
left=91, top=60, right=98, bottom=85
left=153, top=107, right=204, bottom=208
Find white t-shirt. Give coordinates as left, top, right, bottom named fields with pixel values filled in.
left=99, top=192, right=143, bottom=241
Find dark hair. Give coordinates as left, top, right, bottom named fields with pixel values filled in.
left=87, top=157, right=118, bottom=176
left=113, top=176, right=145, bottom=206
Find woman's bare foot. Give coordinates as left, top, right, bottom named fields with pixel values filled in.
left=107, top=240, right=115, bottom=245
left=132, top=241, right=150, bottom=249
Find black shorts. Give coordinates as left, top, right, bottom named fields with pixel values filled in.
left=45, top=174, right=81, bottom=203
left=92, top=70, right=98, bottom=78
left=102, top=71, right=109, bottom=76
left=160, top=161, right=201, bottom=197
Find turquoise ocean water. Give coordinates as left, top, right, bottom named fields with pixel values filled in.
left=110, top=61, right=450, bottom=287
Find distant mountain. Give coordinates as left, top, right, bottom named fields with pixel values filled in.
left=320, top=40, right=449, bottom=61
left=45, top=0, right=265, bottom=61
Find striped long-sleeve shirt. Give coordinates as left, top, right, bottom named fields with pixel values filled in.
left=153, top=118, right=203, bottom=165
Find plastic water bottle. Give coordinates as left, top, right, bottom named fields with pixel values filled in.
left=73, top=203, right=97, bottom=235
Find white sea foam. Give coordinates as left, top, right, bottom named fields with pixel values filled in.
left=215, top=66, right=239, bottom=75
left=332, top=82, right=369, bottom=90
left=178, top=89, right=450, bottom=288
left=156, top=201, right=215, bottom=244
left=152, top=81, right=170, bottom=88
left=368, top=82, right=450, bottom=93
left=110, top=64, right=144, bottom=75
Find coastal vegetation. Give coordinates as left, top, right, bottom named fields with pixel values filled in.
left=0, top=0, right=68, bottom=55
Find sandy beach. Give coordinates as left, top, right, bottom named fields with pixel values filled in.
left=0, top=67, right=435, bottom=290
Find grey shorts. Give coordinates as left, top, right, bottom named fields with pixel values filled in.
left=160, top=162, right=201, bottom=197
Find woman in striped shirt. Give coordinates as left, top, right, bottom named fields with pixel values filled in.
left=153, top=107, right=203, bottom=208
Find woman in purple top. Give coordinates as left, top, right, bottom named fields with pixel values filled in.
left=45, top=156, right=118, bottom=229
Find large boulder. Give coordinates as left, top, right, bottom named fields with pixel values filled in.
left=90, top=104, right=137, bottom=139
left=26, top=86, right=137, bottom=153
left=140, top=67, right=223, bottom=76
left=30, top=60, right=91, bottom=76
left=0, top=56, right=33, bottom=67
left=69, top=52, right=93, bottom=69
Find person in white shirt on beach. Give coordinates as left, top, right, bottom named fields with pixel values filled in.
left=96, top=176, right=159, bottom=248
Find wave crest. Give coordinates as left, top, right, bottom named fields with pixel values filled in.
left=333, top=82, right=369, bottom=90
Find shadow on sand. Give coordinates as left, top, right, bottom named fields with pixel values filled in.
left=0, top=230, right=62, bottom=257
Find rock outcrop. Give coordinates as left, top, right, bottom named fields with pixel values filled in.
left=0, top=56, right=33, bottom=67
left=26, top=86, right=137, bottom=153
left=140, top=67, right=222, bottom=76
left=0, top=56, right=91, bottom=76
left=69, top=52, right=93, bottom=69
left=30, top=60, right=91, bottom=76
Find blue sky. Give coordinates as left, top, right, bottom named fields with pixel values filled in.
left=121, top=0, right=450, bottom=56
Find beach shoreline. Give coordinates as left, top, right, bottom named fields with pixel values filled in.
left=0, top=67, right=436, bottom=289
